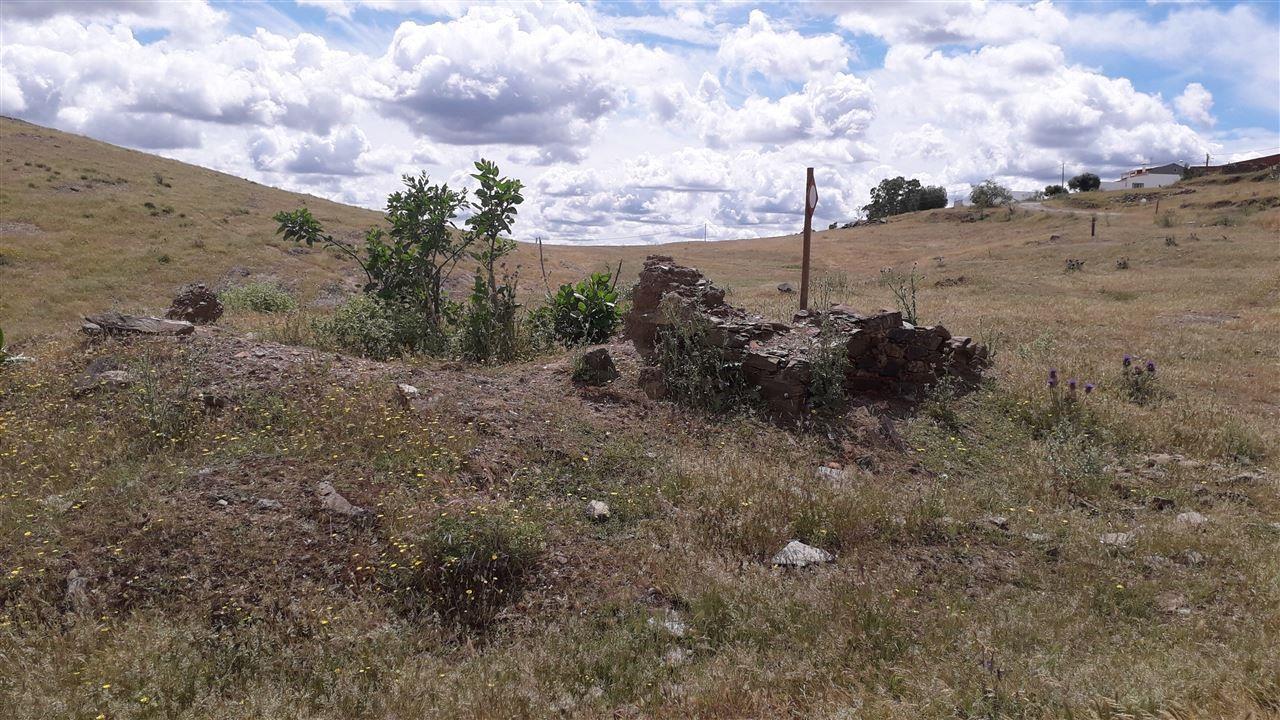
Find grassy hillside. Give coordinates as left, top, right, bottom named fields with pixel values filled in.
left=0, top=117, right=385, bottom=339
left=2, top=119, right=1280, bottom=719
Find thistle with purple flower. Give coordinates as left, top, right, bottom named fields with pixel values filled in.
left=1119, top=354, right=1164, bottom=404
left=1047, top=368, right=1058, bottom=389
left=1085, top=383, right=1095, bottom=394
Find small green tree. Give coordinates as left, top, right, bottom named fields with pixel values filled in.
left=1067, top=172, right=1100, bottom=192
left=969, top=179, right=1013, bottom=209
left=273, top=172, right=469, bottom=326
left=456, top=159, right=526, bottom=363
left=1043, top=184, right=1067, bottom=197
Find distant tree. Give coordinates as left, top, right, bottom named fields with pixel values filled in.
left=864, top=177, right=918, bottom=220
left=968, top=179, right=1013, bottom=209
left=1043, top=184, right=1067, bottom=197
left=864, top=177, right=949, bottom=219
left=917, top=185, right=949, bottom=210
left=1067, top=172, right=1100, bottom=192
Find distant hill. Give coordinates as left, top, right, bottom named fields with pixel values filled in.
left=4, top=116, right=1277, bottom=341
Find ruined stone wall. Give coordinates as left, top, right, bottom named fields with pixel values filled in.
left=626, top=255, right=989, bottom=417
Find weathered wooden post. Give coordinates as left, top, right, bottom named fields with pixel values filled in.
left=799, top=167, right=817, bottom=310
left=1091, top=214, right=1096, bottom=237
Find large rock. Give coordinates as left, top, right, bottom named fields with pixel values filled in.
left=83, top=312, right=194, bottom=337
left=575, top=347, right=619, bottom=386
left=166, top=283, right=223, bottom=324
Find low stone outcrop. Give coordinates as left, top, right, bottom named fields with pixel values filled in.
left=83, top=312, right=194, bottom=337
left=625, top=255, right=990, bottom=417
left=166, top=283, right=223, bottom=324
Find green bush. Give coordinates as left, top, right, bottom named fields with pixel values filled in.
left=549, top=272, right=619, bottom=346
left=454, top=271, right=521, bottom=364
left=312, top=295, right=443, bottom=360
left=221, top=281, right=298, bottom=313
left=654, top=298, right=751, bottom=413
left=383, top=511, right=543, bottom=631
left=808, top=323, right=849, bottom=415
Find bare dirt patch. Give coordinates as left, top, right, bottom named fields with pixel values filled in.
left=0, top=220, right=43, bottom=236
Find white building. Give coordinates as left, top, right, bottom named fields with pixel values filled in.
left=1100, top=162, right=1187, bottom=191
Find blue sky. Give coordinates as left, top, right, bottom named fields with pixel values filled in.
left=3, top=1, right=1277, bottom=243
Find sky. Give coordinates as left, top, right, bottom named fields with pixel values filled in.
left=2, top=1, right=1278, bottom=244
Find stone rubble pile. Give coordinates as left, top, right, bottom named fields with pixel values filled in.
left=625, top=255, right=990, bottom=417
left=166, top=283, right=224, bottom=324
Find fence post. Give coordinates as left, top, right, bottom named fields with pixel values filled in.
left=799, top=167, right=817, bottom=310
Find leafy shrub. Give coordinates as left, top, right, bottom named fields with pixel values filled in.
left=1064, top=258, right=1085, bottom=272
left=383, top=510, right=543, bottom=631
left=221, top=281, right=298, bottom=313
left=1067, top=172, right=1100, bottom=192
left=1115, top=257, right=1130, bottom=270
left=548, top=272, right=619, bottom=346
left=312, top=295, right=444, bottom=360
left=654, top=298, right=750, bottom=413
left=1043, top=184, right=1068, bottom=197
left=1156, top=211, right=1178, bottom=228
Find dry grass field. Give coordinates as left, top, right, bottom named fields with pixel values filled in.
left=2, top=118, right=1279, bottom=719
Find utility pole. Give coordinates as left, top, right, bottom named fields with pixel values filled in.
left=1061, top=161, right=1065, bottom=187
left=703, top=222, right=707, bottom=242
left=1205, top=152, right=1210, bottom=168
left=799, top=167, right=817, bottom=311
